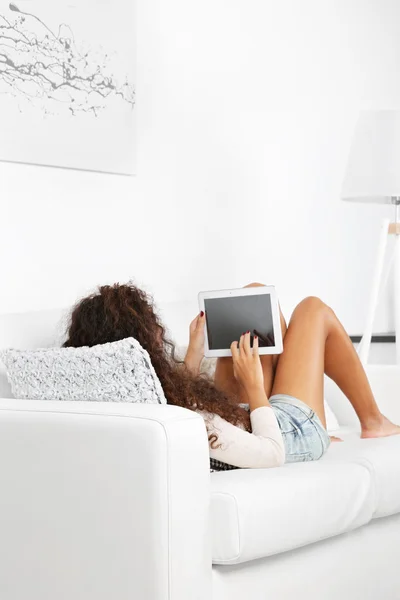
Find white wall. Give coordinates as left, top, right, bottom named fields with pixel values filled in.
left=1, top=0, right=400, bottom=342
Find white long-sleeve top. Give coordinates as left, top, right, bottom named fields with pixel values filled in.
left=198, top=405, right=285, bottom=469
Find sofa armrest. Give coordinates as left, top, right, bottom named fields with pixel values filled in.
left=0, top=400, right=212, bottom=600
left=324, top=365, right=400, bottom=429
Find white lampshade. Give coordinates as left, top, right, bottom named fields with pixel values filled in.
left=342, top=110, right=400, bottom=204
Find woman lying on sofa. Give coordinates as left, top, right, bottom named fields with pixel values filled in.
left=63, top=282, right=400, bottom=471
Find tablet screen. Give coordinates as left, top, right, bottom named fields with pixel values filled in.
left=204, top=294, right=275, bottom=350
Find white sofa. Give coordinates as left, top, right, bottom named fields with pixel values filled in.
left=1, top=308, right=400, bottom=600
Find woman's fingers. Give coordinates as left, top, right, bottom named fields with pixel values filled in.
left=190, top=311, right=205, bottom=327
left=252, top=333, right=259, bottom=357
left=231, top=340, right=239, bottom=361
left=233, top=332, right=259, bottom=359
left=190, top=314, right=200, bottom=333
left=197, top=311, right=205, bottom=330
left=239, top=331, right=245, bottom=354
left=241, top=332, right=250, bottom=356
left=235, top=332, right=257, bottom=356
left=243, top=331, right=252, bottom=356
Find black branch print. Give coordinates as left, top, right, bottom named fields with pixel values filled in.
left=0, top=2, right=135, bottom=116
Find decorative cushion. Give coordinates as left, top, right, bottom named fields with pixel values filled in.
left=0, top=338, right=167, bottom=405
left=0, top=307, right=67, bottom=399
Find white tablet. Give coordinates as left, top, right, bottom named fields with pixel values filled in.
left=198, top=286, right=283, bottom=358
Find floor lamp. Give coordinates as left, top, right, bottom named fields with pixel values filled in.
left=341, top=110, right=400, bottom=366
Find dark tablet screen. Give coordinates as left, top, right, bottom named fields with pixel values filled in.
left=204, top=294, right=275, bottom=350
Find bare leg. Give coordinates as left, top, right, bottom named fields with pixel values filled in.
left=214, top=282, right=287, bottom=402
left=271, top=296, right=400, bottom=439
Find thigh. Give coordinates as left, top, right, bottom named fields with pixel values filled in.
left=270, top=299, right=327, bottom=427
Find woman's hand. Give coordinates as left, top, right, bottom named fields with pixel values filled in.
left=184, top=311, right=206, bottom=375
left=230, top=332, right=265, bottom=395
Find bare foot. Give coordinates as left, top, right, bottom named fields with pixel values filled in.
left=361, top=415, right=400, bottom=439
left=329, top=436, right=343, bottom=442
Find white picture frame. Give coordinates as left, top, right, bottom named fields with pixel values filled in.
left=0, top=0, right=136, bottom=175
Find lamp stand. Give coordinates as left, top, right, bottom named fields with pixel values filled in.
left=358, top=197, right=400, bottom=365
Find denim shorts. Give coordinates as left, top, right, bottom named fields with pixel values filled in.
left=269, top=394, right=331, bottom=463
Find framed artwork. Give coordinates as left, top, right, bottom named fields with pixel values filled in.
left=0, top=0, right=136, bottom=175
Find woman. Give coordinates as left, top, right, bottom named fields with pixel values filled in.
left=64, top=281, right=400, bottom=471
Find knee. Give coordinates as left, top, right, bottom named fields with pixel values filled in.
left=297, top=296, right=325, bottom=310
left=243, top=282, right=266, bottom=288
left=293, top=296, right=333, bottom=318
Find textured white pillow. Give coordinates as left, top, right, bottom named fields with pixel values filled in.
left=0, top=337, right=166, bottom=404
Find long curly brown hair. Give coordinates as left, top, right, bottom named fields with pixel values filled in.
left=63, top=282, right=251, bottom=447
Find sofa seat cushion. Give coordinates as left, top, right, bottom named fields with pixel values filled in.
left=321, top=427, right=400, bottom=519
left=210, top=459, right=373, bottom=565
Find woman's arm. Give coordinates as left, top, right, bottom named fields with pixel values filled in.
left=184, top=348, right=203, bottom=376
left=200, top=407, right=285, bottom=468
left=187, top=323, right=285, bottom=468
left=184, top=311, right=206, bottom=376
left=231, top=332, right=271, bottom=411
left=198, top=331, right=284, bottom=469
